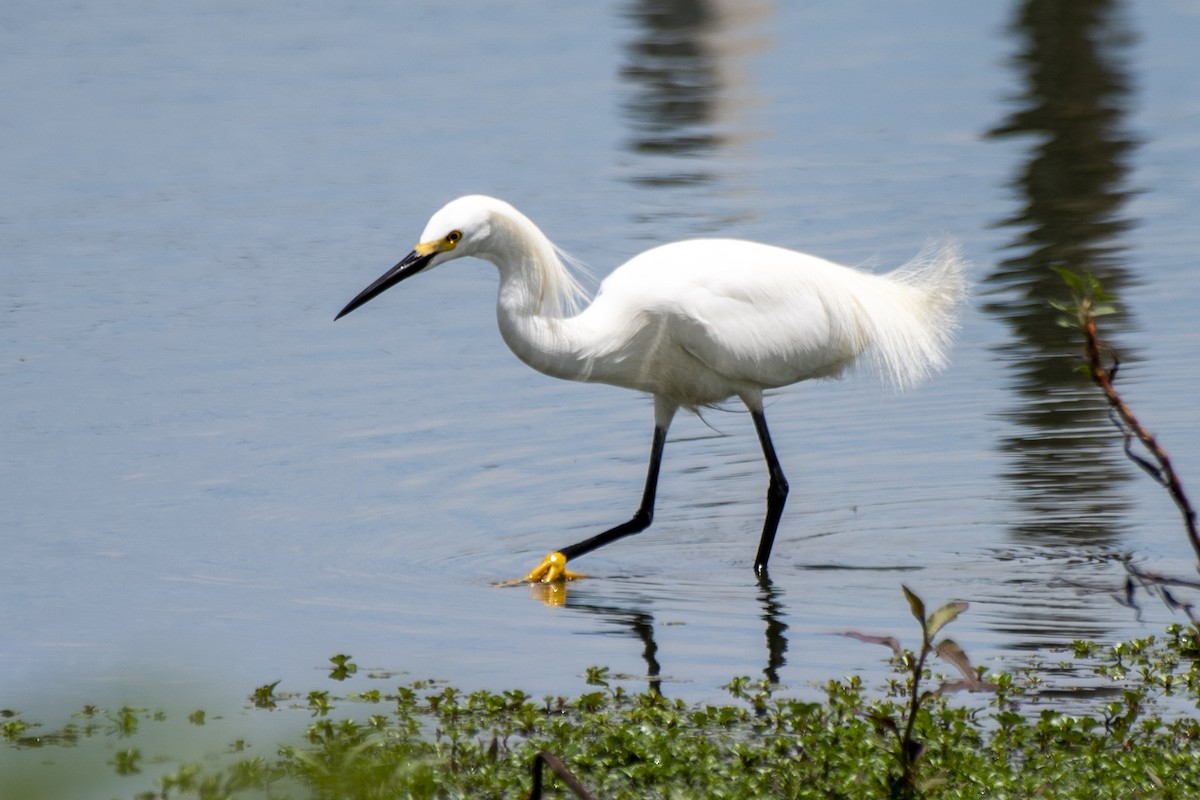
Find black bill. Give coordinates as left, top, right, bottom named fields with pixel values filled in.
left=335, top=249, right=435, bottom=320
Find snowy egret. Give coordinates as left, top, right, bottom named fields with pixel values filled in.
left=336, top=195, right=966, bottom=582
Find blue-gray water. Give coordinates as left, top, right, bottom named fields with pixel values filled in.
left=3, top=0, right=1199, bottom=721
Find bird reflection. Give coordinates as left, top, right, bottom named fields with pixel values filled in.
left=532, top=583, right=664, bottom=695
left=986, top=0, right=1139, bottom=547
left=757, top=572, right=788, bottom=686
left=530, top=577, right=790, bottom=693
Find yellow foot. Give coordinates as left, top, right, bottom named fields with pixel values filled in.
left=523, top=551, right=588, bottom=584
left=493, top=552, right=588, bottom=587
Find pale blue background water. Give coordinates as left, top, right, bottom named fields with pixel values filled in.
left=3, top=0, right=1199, bottom=721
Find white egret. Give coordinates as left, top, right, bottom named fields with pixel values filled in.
left=336, top=195, right=966, bottom=582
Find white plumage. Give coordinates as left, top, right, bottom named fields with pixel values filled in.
left=337, top=195, right=966, bottom=581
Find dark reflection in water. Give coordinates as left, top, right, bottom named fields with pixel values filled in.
left=539, top=577, right=791, bottom=692
left=617, top=0, right=768, bottom=225
left=621, top=0, right=722, bottom=174
left=986, top=0, right=1139, bottom=548
left=564, top=596, right=664, bottom=695
left=757, top=574, right=788, bottom=686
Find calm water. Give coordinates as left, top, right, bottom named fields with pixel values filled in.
left=3, top=0, right=1199, bottom=719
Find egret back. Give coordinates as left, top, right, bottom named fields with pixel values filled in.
left=579, top=238, right=965, bottom=399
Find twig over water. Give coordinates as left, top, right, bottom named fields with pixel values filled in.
left=1080, top=302, right=1199, bottom=564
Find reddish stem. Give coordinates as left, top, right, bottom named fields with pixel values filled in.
left=1083, top=311, right=1200, bottom=563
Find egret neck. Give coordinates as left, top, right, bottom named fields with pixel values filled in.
left=484, top=213, right=601, bottom=384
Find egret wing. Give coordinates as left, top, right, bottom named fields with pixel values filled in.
left=629, top=240, right=869, bottom=388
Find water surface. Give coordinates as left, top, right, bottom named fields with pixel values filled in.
left=3, top=0, right=1199, bottom=715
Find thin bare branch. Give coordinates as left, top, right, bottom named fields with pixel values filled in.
left=1083, top=310, right=1200, bottom=563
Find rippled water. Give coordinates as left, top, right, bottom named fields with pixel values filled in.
left=3, top=0, right=1199, bottom=714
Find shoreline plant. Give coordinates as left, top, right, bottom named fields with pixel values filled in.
left=6, top=596, right=1200, bottom=799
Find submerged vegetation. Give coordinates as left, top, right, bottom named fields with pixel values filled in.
left=7, top=594, right=1200, bottom=799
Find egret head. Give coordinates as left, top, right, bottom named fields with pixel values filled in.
left=335, top=195, right=503, bottom=320
left=336, top=195, right=586, bottom=321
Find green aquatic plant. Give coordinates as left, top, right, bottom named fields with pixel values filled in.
left=329, top=654, right=359, bottom=682
left=251, top=680, right=281, bottom=710
left=8, top=621, right=1200, bottom=799
left=847, top=585, right=995, bottom=797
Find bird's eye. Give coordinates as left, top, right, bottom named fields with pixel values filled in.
left=446, top=230, right=462, bottom=244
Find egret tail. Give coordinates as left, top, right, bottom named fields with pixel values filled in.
left=859, top=240, right=967, bottom=390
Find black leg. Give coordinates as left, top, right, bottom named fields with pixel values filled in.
left=751, top=410, right=789, bottom=574
left=558, top=425, right=667, bottom=561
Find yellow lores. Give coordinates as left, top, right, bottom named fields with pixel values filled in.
left=415, top=229, right=461, bottom=257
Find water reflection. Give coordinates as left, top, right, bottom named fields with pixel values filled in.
left=757, top=573, right=788, bottom=686
left=617, top=0, right=770, bottom=226
left=621, top=0, right=722, bottom=176
left=535, top=586, right=665, bottom=694
left=531, top=577, right=791, bottom=691
left=986, top=0, right=1139, bottom=547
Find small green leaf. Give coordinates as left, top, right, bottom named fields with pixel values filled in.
left=927, top=601, right=968, bottom=639
left=329, top=654, right=358, bottom=681
left=902, top=585, right=926, bottom=632
left=1051, top=266, right=1085, bottom=294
